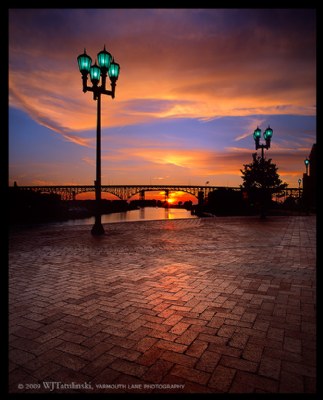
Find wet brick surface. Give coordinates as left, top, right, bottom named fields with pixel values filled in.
left=8, top=216, right=316, bottom=394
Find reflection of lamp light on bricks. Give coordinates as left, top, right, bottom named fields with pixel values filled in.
left=77, top=47, right=120, bottom=235
left=304, top=158, right=310, bottom=176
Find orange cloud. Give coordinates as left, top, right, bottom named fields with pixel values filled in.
left=9, top=9, right=316, bottom=144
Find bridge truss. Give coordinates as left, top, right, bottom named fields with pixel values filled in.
left=14, top=185, right=241, bottom=201
left=13, top=184, right=302, bottom=202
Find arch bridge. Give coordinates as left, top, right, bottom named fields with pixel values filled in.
left=13, top=184, right=302, bottom=202
left=13, top=184, right=243, bottom=201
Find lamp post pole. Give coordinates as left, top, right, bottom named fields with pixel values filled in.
left=303, top=157, right=310, bottom=214
left=77, top=47, right=120, bottom=235
left=94, top=92, right=102, bottom=234
left=298, top=178, right=302, bottom=213
left=304, top=158, right=310, bottom=175
left=253, top=126, right=273, bottom=219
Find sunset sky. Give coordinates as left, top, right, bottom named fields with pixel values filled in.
left=8, top=8, right=316, bottom=201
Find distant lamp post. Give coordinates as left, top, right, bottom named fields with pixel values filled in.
left=298, top=178, right=302, bottom=199
left=304, top=158, right=310, bottom=175
left=253, top=125, right=273, bottom=160
left=77, top=46, right=120, bottom=235
left=253, top=125, right=273, bottom=219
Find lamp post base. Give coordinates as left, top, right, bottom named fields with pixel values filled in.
left=260, top=206, right=266, bottom=219
left=91, top=222, right=105, bottom=236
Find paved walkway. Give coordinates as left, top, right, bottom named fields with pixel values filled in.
left=8, top=216, right=316, bottom=394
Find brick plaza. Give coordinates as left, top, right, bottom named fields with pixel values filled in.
left=8, top=216, right=316, bottom=394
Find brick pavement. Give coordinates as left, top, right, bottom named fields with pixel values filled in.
left=8, top=216, right=316, bottom=394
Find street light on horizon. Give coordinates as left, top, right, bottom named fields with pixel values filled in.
left=77, top=46, right=120, bottom=235
left=253, top=125, right=273, bottom=219
left=253, top=125, right=273, bottom=159
left=304, top=157, right=310, bottom=176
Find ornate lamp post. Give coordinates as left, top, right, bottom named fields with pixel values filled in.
left=77, top=46, right=120, bottom=235
left=253, top=126, right=273, bottom=159
left=253, top=126, right=273, bottom=218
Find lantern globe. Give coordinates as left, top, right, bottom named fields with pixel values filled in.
left=108, top=59, right=120, bottom=81
left=253, top=127, right=261, bottom=141
left=264, top=126, right=273, bottom=140
left=77, top=49, right=92, bottom=74
left=90, top=62, right=101, bottom=85
left=97, top=45, right=112, bottom=71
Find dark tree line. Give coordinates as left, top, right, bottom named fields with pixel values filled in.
left=201, top=153, right=289, bottom=216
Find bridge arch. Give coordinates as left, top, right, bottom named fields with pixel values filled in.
left=76, top=188, right=123, bottom=200
left=124, top=187, right=201, bottom=202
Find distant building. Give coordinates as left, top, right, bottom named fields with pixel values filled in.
left=303, top=143, right=316, bottom=212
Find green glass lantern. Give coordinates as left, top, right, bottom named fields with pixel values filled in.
left=253, top=127, right=261, bottom=140
left=108, top=58, right=120, bottom=81
left=97, top=45, right=112, bottom=71
left=90, top=62, right=101, bottom=85
left=77, top=49, right=92, bottom=74
left=304, top=158, right=310, bottom=167
left=264, top=126, right=273, bottom=140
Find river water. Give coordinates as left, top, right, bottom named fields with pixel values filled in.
left=53, top=207, right=198, bottom=227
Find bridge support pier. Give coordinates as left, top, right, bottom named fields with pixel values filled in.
left=164, top=189, right=169, bottom=207
left=198, top=190, right=204, bottom=206
left=139, top=190, right=145, bottom=201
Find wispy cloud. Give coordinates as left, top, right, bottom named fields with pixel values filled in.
left=10, top=81, right=94, bottom=147
left=9, top=9, right=316, bottom=134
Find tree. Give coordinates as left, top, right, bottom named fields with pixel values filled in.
left=240, top=153, right=288, bottom=215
